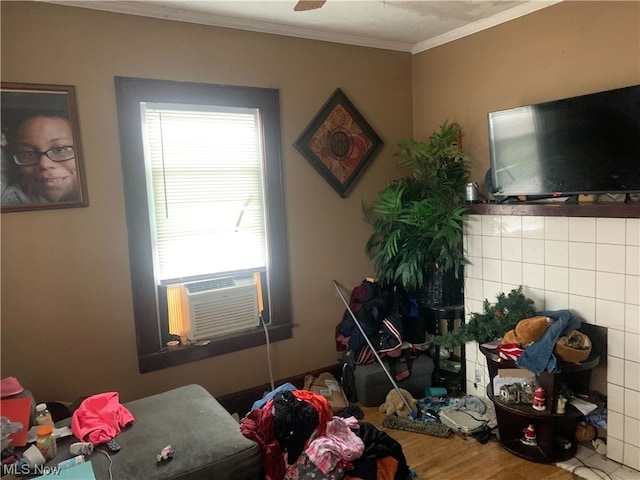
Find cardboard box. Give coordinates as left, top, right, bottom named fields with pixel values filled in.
left=493, top=368, right=535, bottom=397
left=498, top=368, right=534, bottom=378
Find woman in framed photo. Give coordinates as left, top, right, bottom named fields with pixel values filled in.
left=2, top=110, right=80, bottom=204
left=1, top=83, right=88, bottom=212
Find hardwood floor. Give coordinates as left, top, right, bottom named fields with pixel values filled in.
left=359, top=404, right=579, bottom=480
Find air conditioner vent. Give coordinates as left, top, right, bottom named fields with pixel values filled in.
left=179, top=274, right=260, bottom=340
left=185, top=277, right=235, bottom=293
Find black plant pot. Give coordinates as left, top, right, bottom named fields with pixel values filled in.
left=418, top=265, right=464, bottom=334
left=419, top=265, right=463, bottom=306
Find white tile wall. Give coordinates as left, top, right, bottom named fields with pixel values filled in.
left=464, top=214, right=640, bottom=471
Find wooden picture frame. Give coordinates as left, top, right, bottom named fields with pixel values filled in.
left=1, top=83, right=88, bottom=213
left=294, top=88, right=383, bottom=198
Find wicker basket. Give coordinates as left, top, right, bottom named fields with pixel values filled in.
left=555, top=329, right=592, bottom=364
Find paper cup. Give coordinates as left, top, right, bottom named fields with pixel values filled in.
left=23, top=444, right=46, bottom=466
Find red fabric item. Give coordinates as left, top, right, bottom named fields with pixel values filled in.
left=496, top=343, right=524, bottom=361
left=70, top=392, right=134, bottom=445
left=376, top=456, right=398, bottom=480
left=348, top=284, right=371, bottom=314
left=0, top=397, right=31, bottom=446
left=240, top=403, right=286, bottom=480
left=291, top=390, right=332, bottom=437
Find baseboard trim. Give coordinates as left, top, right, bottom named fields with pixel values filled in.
left=217, top=363, right=342, bottom=416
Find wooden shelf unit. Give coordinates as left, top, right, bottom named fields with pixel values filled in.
left=480, top=344, right=600, bottom=463
left=467, top=201, right=639, bottom=218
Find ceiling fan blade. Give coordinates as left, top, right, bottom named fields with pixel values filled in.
left=294, top=0, right=326, bottom=12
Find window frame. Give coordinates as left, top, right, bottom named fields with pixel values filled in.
left=114, top=77, right=292, bottom=373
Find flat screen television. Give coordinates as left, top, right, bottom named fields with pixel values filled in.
left=488, top=85, right=640, bottom=200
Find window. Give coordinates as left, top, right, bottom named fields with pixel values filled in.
left=115, top=77, right=292, bottom=372
left=143, top=104, right=267, bottom=282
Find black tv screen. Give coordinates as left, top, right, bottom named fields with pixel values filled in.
left=488, top=85, right=640, bottom=198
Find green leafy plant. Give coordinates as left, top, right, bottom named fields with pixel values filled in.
left=363, top=121, right=470, bottom=290
left=434, top=286, right=537, bottom=350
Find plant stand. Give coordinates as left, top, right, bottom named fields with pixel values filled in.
left=429, top=304, right=466, bottom=396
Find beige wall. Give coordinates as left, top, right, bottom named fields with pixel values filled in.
left=2, top=1, right=639, bottom=406
left=412, top=1, right=640, bottom=192
left=0, top=2, right=413, bottom=403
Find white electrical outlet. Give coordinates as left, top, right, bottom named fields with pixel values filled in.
left=474, top=369, right=483, bottom=384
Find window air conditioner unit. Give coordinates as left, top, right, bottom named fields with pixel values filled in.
left=180, top=275, right=260, bottom=341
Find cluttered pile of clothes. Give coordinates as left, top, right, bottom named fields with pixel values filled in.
left=420, top=394, right=497, bottom=442
left=240, top=388, right=413, bottom=480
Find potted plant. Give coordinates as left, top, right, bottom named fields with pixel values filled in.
left=434, top=286, right=537, bottom=350
left=363, top=121, right=470, bottom=297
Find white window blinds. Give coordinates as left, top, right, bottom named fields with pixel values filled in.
left=141, top=103, right=267, bottom=281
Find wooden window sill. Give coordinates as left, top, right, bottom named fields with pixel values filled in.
left=138, top=323, right=292, bottom=373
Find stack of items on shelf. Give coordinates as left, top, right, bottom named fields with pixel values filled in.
left=480, top=309, right=604, bottom=463
left=496, top=309, right=604, bottom=419
left=240, top=387, right=414, bottom=480
left=498, top=310, right=590, bottom=376
left=491, top=368, right=541, bottom=407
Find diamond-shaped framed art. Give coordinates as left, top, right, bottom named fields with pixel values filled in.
left=294, top=88, right=383, bottom=198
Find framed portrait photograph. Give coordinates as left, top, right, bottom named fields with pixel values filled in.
left=1, top=83, right=88, bottom=213
left=294, top=88, right=383, bottom=198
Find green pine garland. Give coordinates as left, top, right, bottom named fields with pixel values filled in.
left=434, top=286, right=536, bottom=351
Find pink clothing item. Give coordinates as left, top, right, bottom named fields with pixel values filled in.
left=306, top=417, right=364, bottom=475
left=71, top=392, right=135, bottom=445
left=1, top=377, right=24, bottom=397
left=284, top=452, right=345, bottom=480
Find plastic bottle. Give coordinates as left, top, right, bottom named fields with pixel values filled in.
left=35, top=403, right=54, bottom=426
left=35, top=426, right=57, bottom=460
left=57, top=455, right=85, bottom=470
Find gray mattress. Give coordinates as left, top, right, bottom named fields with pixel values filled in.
left=52, top=384, right=261, bottom=480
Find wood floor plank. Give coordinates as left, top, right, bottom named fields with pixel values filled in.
left=359, top=404, right=578, bottom=480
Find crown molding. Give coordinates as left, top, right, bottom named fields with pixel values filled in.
left=43, top=1, right=562, bottom=54
left=412, top=0, right=563, bottom=54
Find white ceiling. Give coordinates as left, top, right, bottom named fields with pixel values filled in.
left=45, top=0, right=561, bottom=53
